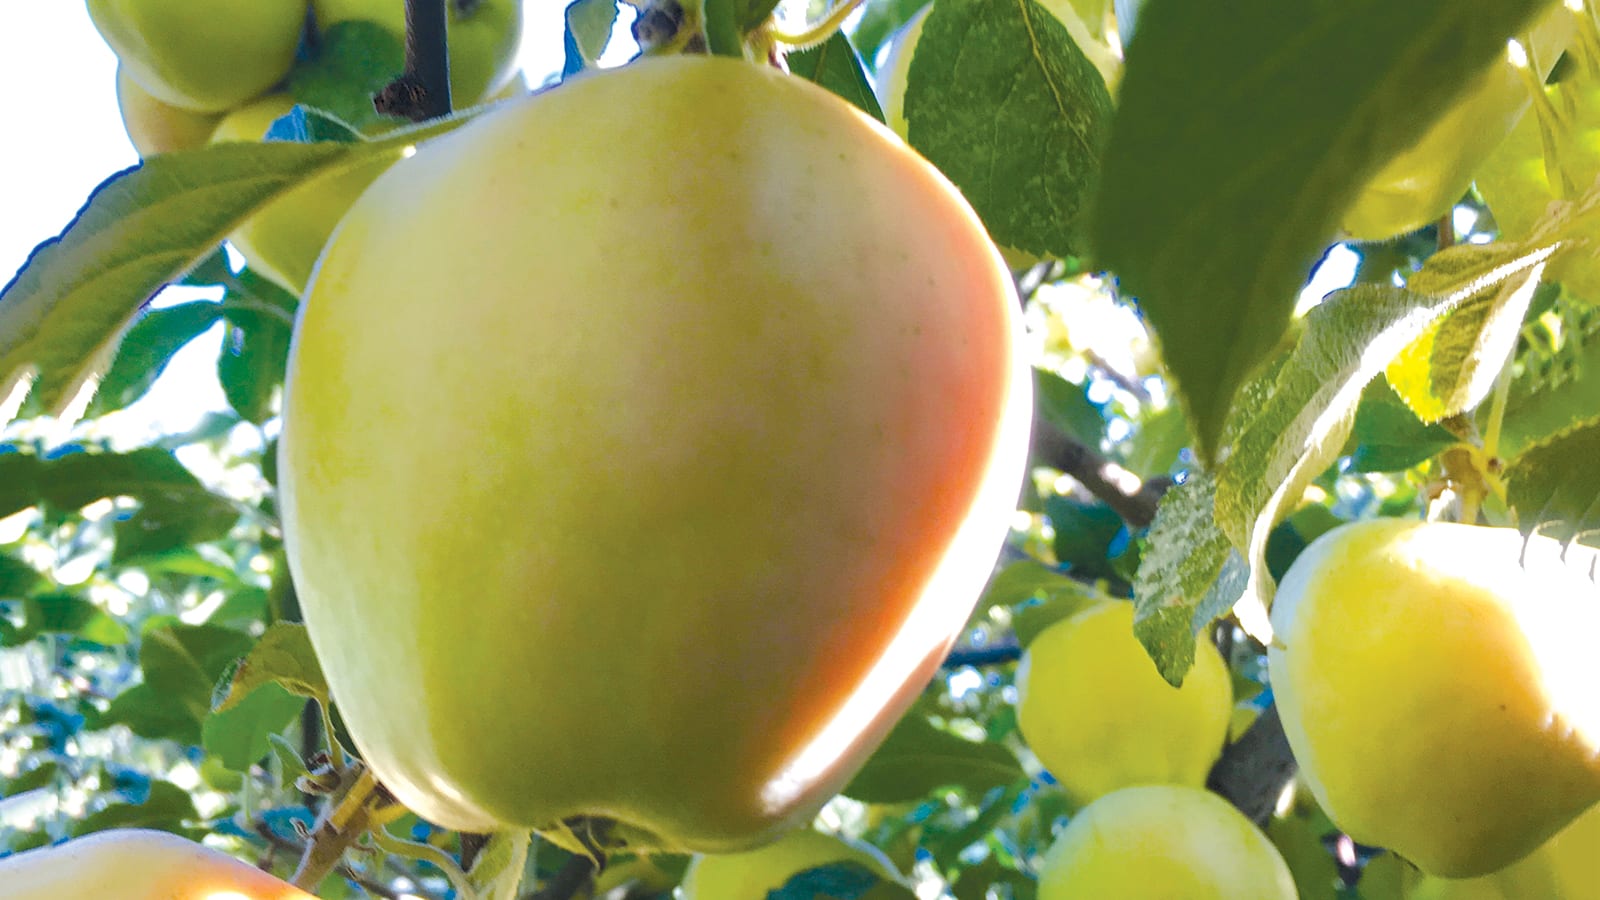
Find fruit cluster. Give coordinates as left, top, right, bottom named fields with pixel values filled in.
left=92, top=0, right=524, bottom=291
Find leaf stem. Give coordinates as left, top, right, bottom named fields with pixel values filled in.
left=370, top=825, right=478, bottom=899
left=769, top=0, right=866, bottom=50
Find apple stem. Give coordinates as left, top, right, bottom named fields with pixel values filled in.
left=375, top=0, right=453, bottom=121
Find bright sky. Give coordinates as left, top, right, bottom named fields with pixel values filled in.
left=0, top=5, right=595, bottom=438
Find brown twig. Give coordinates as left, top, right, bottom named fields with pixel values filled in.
left=1030, top=412, right=1169, bottom=528
left=1206, top=704, right=1298, bottom=828
left=375, top=0, right=453, bottom=121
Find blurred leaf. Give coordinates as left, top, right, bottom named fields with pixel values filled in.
left=850, top=0, right=933, bottom=63
left=203, top=683, right=306, bottom=771
left=101, top=683, right=203, bottom=743
left=1505, top=418, right=1600, bottom=544
left=142, top=621, right=256, bottom=723
left=0, top=552, right=45, bottom=599
left=1122, top=402, right=1189, bottom=478
left=1356, top=853, right=1412, bottom=900
left=217, top=271, right=297, bottom=424
left=1268, top=814, right=1340, bottom=900
left=905, top=0, right=1113, bottom=259
left=215, top=622, right=330, bottom=710
left=1343, top=378, right=1456, bottom=473
left=87, top=301, right=221, bottom=416
left=1498, top=308, right=1600, bottom=460
left=1044, top=495, right=1121, bottom=576
left=69, top=780, right=198, bottom=838
left=1, top=761, right=60, bottom=798
left=789, top=32, right=886, bottom=123
left=21, top=593, right=130, bottom=646
left=771, top=862, right=911, bottom=900
left=1092, top=0, right=1553, bottom=460
left=287, top=21, right=406, bottom=131
left=0, top=118, right=459, bottom=423
left=564, top=0, right=618, bottom=77
left=1034, top=369, right=1103, bottom=446
left=844, top=715, right=1023, bottom=803
left=1386, top=246, right=1550, bottom=422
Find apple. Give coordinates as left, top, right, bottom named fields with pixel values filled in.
left=1405, top=802, right=1600, bottom=899
left=87, top=0, right=307, bottom=113
left=311, top=0, right=523, bottom=106
left=0, top=828, right=315, bottom=900
left=209, top=94, right=398, bottom=293
left=680, top=828, right=898, bottom=899
left=279, top=55, right=1032, bottom=852
left=115, top=65, right=221, bottom=156
left=1016, top=600, right=1232, bottom=806
left=1269, top=518, right=1600, bottom=878
left=1340, top=4, right=1573, bottom=241
left=1036, top=784, right=1298, bottom=899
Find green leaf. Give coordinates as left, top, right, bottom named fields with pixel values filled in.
left=68, top=780, right=198, bottom=838
left=843, top=715, right=1023, bottom=803
left=1044, top=495, right=1121, bottom=575
left=1386, top=247, right=1553, bottom=423
left=703, top=0, right=744, bottom=56
left=1034, top=368, right=1104, bottom=446
left=1122, top=402, right=1189, bottom=478
left=564, top=0, right=619, bottom=77
left=850, top=0, right=934, bottom=62
left=1214, top=244, right=1551, bottom=643
left=1130, top=473, right=1232, bottom=684
left=141, top=621, right=256, bottom=723
left=217, top=272, right=297, bottom=424
left=905, top=0, right=1113, bottom=259
left=787, top=32, right=886, bottom=123
left=214, top=622, right=330, bottom=711
left=22, top=593, right=130, bottom=646
left=0, top=117, right=461, bottom=425
left=983, top=559, right=1099, bottom=647
left=1268, top=815, right=1341, bottom=900
left=1092, top=0, right=1554, bottom=461
left=771, top=862, right=910, bottom=900
left=287, top=21, right=407, bottom=131
left=0, top=552, right=45, bottom=599
left=87, top=301, right=221, bottom=416
left=203, top=682, right=306, bottom=771
left=101, top=683, right=204, bottom=743
left=1343, top=378, right=1457, bottom=473
left=1506, top=418, right=1600, bottom=544
left=1498, top=304, right=1600, bottom=460
left=1, top=761, right=59, bottom=798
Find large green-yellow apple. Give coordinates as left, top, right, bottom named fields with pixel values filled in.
left=1268, top=518, right=1600, bottom=878
left=1036, top=784, right=1297, bottom=899
left=680, top=828, right=898, bottom=899
left=209, top=94, right=397, bottom=293
left=1405, top=802, right=1600, bottom=899
left=0, top=828, right=316, bottom=899
left=279, top=55, right=1032, bottom=852
left=1015, top=600, right=1232, bottom=806
left=1340, top=4, right=1572, bottom=241
left=87, top=0, right=307, bottom=112
left=115, top=64, right=221, bottom=156
left=311, top=0, right=523, bottom=106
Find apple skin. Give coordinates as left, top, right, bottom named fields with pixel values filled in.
left=1036, top=784, right=1297, bottom=899
left=1341, top=4, right=1572, bottom=241
left=0, top=828, right=315, bottom=900
left=680, top=828, right=898, bottom=900
left=209, top=94, right=397, bottom=293
left=87, top=0, right=307, bottom=113
left=279, top=55, right=1032, bottom=852
left=1269, top=519, right=1600, bottom=878
left=1406, top=802, right=1600, bottom=899
left=1015, top=600, right=1232, bottom=806
left=312, top=0, right=523, bottom=106
left=115, top=65, right=221, bottom=156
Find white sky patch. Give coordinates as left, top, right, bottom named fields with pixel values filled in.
left=1295, top=243, right=1360, bottom=315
